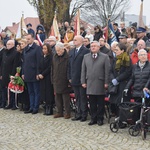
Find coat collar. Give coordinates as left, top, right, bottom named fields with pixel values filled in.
left=73, top=45, right=84, bottom=59
left=25, top=42, right=36, bottom=52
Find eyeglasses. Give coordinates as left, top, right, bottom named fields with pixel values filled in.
left=139, top=54, right=147, bottom=56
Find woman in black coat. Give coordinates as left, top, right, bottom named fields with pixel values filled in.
left=125, top=49, right=150, bottom=103
left=109, top=43, right=132, bottom=117
left=93, top=25, right=103, bottom=41
left=16, top=39, right=30, bottom=111
left=38, top=44, right=54, bottom=115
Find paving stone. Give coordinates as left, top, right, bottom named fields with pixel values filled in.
left=0, top=109, right=150, bottom=150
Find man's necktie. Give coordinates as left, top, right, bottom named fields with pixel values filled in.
left=93, top=54, right=96, bottom=59
left=75, top=49, right=78, bottom=56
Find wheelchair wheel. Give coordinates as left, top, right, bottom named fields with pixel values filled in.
left=110, top=122, right=119, bottom=133
left=128, top=125, right=140, bottom=136
left=141, top=129, right=146, bottom=140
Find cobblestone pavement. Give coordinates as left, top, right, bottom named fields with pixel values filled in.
left=0, top=108, right=150, bottom=150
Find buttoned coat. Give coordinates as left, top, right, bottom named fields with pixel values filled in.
left=68, top=45, right=89, bottom=86
left=1, top=47, right=20, bottom=87
left=52, top=50, right=70, bottom=94
left=81, top=52, right=110, bottom=95
left=22, top=42, right=42, bottom=82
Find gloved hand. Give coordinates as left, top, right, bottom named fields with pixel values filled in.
left=143, top=90, right=150, bottom=98
left=124, top=89, right=128, bottom=96
left=112, top=79, right=119, bottom=86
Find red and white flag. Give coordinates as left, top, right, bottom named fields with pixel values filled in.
left=50, top=14, right=60, bottom=41
left=74, top=9, right=80, bottom=36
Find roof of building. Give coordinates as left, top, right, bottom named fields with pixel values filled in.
left=4, top=17, right=40, bottom=34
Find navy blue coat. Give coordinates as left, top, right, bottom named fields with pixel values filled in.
left=68, top=45, right=89, bottom=86
left=22, top=43, right=42, bottom=82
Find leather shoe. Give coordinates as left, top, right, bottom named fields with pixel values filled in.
left=12, top=106, right=18, bottom=110
left=32, top=110, right=38, bottom=114
left=97, top=120, right=103, bottom=126
left=80, top=117, right=87, bottom=122
left=72, top=116, right=82, bottom=121
left=64, top=114, right=71, bottom=119
left=53, top=113, right=63, bottom=118
left=24, top=109, right=33, bottom=114
left=0, top=104, right=5, bottom=108
left=88, top=120, right=97, bottom=125
left=4, top=105, right=12, bottom=109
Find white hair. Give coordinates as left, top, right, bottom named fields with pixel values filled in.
left=69, top=41, right=74, bottom=46
left=111, top=41, right=118, bottom=47
left=90, top=40, right=100, bottom=46
left=138, top=49, right=147, bottom=56
left=55, top=42, right=64, bottom=49
left=48, top=36, right=56, bottom=42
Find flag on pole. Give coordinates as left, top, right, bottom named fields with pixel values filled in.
left=74, top=9, right=80, bottom=36
left=108, top=19, right=117, bottom=45
left=138, top=0, right=145, bottom=28
left=103, top=26, right=108, bottom=41
left=50, top=14, right=61, bottom=41
left=16, top=14, right=28, bottom=40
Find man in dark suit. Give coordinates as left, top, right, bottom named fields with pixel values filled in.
left=22, top=34, right=42, bottom=114
left=68, top=35, right=89, bottom=122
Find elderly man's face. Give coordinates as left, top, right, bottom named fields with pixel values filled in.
left=137, top=40, right=146, bottom=50
left=73, top=36, right=83, bottom=47
left=90, top=42, right=100, bottom=53
left=138, top=51, right=147, bottom=63
left=55, top=46, right=64, bottom=56
left=48, top=40, right=56, bottom=47
left=111, top=45, right=117, bottom=52
left=6, top=40, right=14, bottom=50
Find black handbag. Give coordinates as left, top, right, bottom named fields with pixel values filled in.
left=108, top=83, right=118, bottom=94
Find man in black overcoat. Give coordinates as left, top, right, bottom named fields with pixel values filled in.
left=1, top=40, right=20, bottom=109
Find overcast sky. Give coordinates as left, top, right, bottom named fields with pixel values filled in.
left=0, top=0, right=150, bottom=30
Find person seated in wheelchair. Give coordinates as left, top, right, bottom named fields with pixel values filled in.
left=124, top=49, right=150, bottom=104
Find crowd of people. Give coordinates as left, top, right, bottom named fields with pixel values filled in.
left=0, top=20, right=150, bottom=127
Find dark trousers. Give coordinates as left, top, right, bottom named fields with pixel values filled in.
left=55, top=93, right=71, bottom=115
left=73, top=86, right=88, bottom=118
left=110, top=103, right=119, bottom=116
left=0, top=80, right=2, bottom=105
left=2, top=87, right=15, bottom=107
left=27, top=81, right=40, bottom=111
left=89, top=95, right=105, bottom=121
